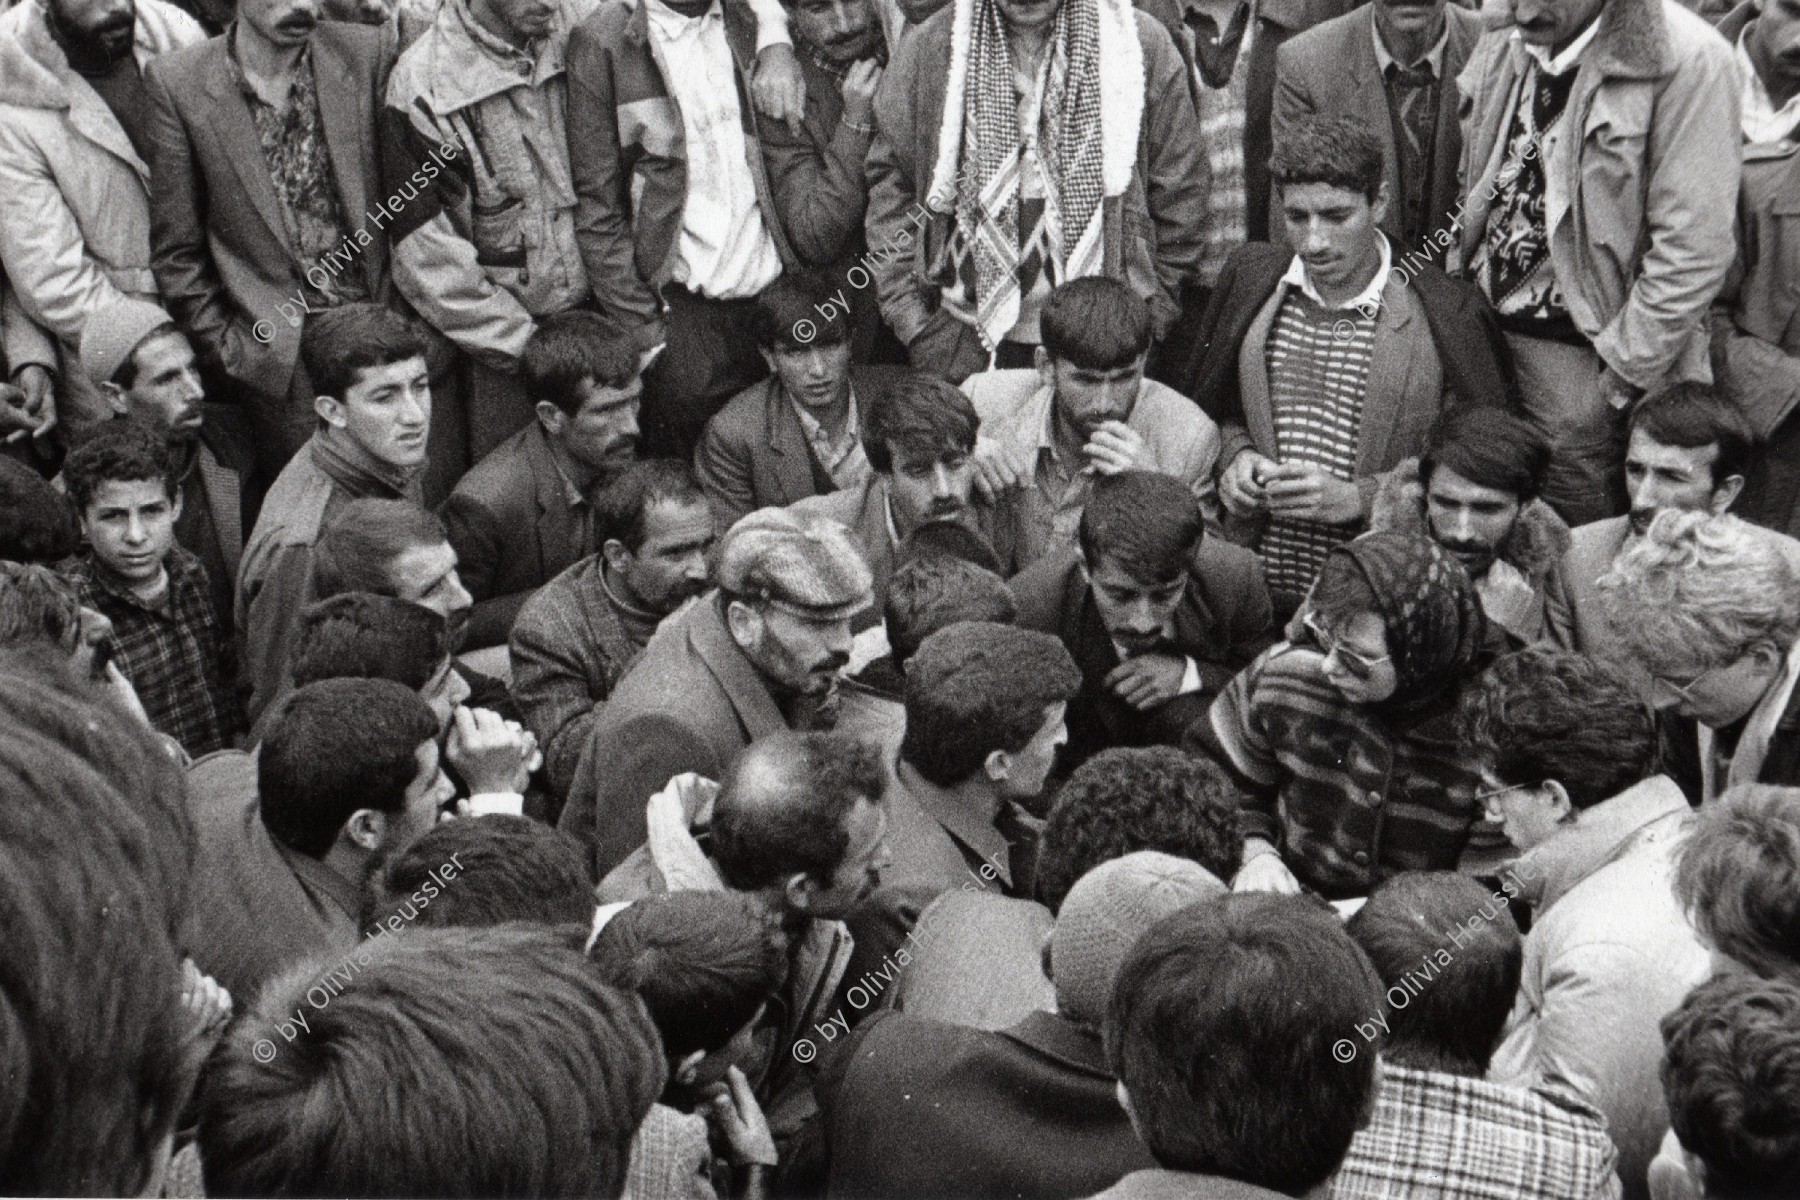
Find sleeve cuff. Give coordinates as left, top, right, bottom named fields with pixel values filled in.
left=748, top=0, right=792, bottom=50
left=467, top=792, right=524, bottom=816
left=1177, top=656, right=1203, bottom=696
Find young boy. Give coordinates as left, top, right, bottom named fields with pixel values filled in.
left=59, top=421, right=244, bottom=756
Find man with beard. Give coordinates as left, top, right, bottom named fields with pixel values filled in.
left=1273, top=0, right=1482, bottom=252
left=0, top=0, right=204, bottom=434
left=441, top=312, right=643, bottom=650
left=145, top=0, right=404, bottom=486
left=560, top=507, right=871, bottom=878
left=73, top=300, right=259, bottom=630
left=1368, top=404, right=1577, bottom=652
left=510, top=460, right=718, bottom=804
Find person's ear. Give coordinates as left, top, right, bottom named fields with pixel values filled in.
left=535, top=400, right=568, bottom=436
left=315, top=394, right=346, bottom=428
left=167, top=488, right=184, bottom=523
left=783, top=870, right=818, bottom=915
left=342, top=808, right=386, bottom=852
left=1541, top=780, right=1575, bottom=824
left=983, top=747, right=1011, bottom=786
left=725, top=598, right=765, bottom=654
left=99, top=381, right=130, bottom=417
left=1370, top=181, right=1390, bottom=229
left=600, top=537, right=633, bottom=575
left=1750, top=640, right=1787, bottom=676
left=1710, top=474, right=1746, bottom=514
left=1035, top=345, right=1055, bottom=391
left=759, top=346, right=780, bottom=374
left=673, top=1049, right=706, bottom=1086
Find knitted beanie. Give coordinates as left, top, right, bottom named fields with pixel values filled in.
left=79, top=298, right=179, bottom=388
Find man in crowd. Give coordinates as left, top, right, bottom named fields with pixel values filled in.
left=1369, top=405, right=1576, bottom=652
left=0, top=0, right=205, bottom=434
left=966, top=279, right=1220, bottom=571
left=1452, top=0, right=1738, bottom=525
left=1180, top=113, right=1513, bottom=616
left=78, top=297, right=257, bottom=629
left=790, top=372, right=1017, bottom=618
left=509, top=460, right=716, bottom=802
left=1711, top=0, right=1800, bottom=543
left=441, top=311, right=642, bottom=649
left=560, top=507, right=870, bottom=877
left=1273, top=0, right=1482, bottom=254
left=1010, top=470, right=1272, bottom=770
left=864, top=0, right=1207, bottom=381
left=235, top=304, right=433, bottom=722
left=361, top=812, right=597, bottom=934
left=1334, top=872, right=1623, bottom=1198
left=58, top=421, right=245, bottom=757
left=144, top=0, right=398, bottom=482
left=697, top=279, right=905, bottom=531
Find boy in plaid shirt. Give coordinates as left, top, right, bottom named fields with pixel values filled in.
left=59, top=422, right=245, bottom=757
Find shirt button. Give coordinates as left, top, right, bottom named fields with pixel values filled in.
left=1367, top=791, right=1382, bottom=804
left=1353, top=850, right=1371, bottom=866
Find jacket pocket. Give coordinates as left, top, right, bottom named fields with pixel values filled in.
left=471, top=196, right=528, bottom=269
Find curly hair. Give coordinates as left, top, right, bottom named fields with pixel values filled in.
left=1598, top=510, right=1800, bottom=677
left=61, top=419, right=175, bottom=512
left=1675, top=785, right=1800, bottom=985
left=1270, top=113, right=1384, bottom=201
left=1037, top=747, right=1244, bottom=913
left=0, top=457, right=79, bottom=565
left=1660, top=973, right=1800, bottom=1198
left=1455, top=647, right=1656, bottom=810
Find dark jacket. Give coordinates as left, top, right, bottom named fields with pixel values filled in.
left=1662, top=683, right=1800, bottom=806
left=145, top=21, right=395, bottom=399
left=816, top=1008, right=1154, bottom=1200
left=695, top=366, right=909, bottom=532
left=1009, top=539, right=1274, bottom=770
left=559, top=591, right=789, bottom=877
left=441, top=421, right=595, bottom=649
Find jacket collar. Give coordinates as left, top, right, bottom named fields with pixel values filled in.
left=276, top=839, right=363, bottom=923
left=0, top=0, right=181, bottom=109
left=891, top=760, right=1013, bottom=888
left=689, top=593, right=789, bottom=738
left=1367, top=457, right=1573, bottom=584
left=999, top=1009, right=1113, bottom=1078
left=1515, top=774, right=1690, bottom=912
left=1494, top=0, right=1672, bottom=82
left=418, top=0, right=575, bottom=113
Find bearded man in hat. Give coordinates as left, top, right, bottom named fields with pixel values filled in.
left=559, top=506, right=874, bottom=877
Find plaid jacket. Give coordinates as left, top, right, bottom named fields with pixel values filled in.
left=61, top=546, right=245, bottom=757
left=1205, top=642, right=1482, bottom=898
left=1331, top=1063, right=1623, bottom=1200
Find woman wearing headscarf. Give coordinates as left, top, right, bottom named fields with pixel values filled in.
left=1199, top=532, right=1490, bottom=899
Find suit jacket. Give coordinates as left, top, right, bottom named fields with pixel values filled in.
left=1011, top=540, right=1274, bottom=769
left=1559, top=515, right=1631, bottom=662
left=816, top=1008, right=1154, bottom=1200
left=1272, top=4, right=1482, bottom=251
left=145, top=21, right=394, bottom=398
left=695, top=366, right=910, bottom=532
left=442, top=421, right=595, bottom=649
left=560, top=592, right=788, bottom=877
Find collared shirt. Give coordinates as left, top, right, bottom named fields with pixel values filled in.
left=544, top=443, right=598, bottom=556
left=226, top=34, right=369, bottom=311
left=1370, top=9, right=1448, bottom=76
left=644, top=0, right=783, bottom=301
left=1737, top=26, right=1800, bottom=145
left=61, top=546, right=245, bottom=757
left=1516, top=15, right=1602, bottom=77
left=1281, top=231, right=1393, bottom=314
left=790, top=389, right=872, bottom=493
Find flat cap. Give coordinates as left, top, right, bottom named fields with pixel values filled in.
left=79, top=298, right=179, bottom=389
left=716, top=508, right=873, bottom=620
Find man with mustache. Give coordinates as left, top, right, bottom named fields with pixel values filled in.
left=510, top=460, right=718, bottom=804
left=560, top=507, right=872, bottom=878
left=145, top=0, right=410, bottom=489
left=1451, top=0, right=1738, bottom=528
left=441, top=311, right=644, bottom=650
left=0, top=0, right=204, bottom=436
left=1272, top=0, right=1482, bottom=252
left=1712, top=0, right=1800, bottom=545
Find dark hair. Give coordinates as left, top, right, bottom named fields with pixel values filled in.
left=1456, top=647, right=1657, bottom=810
left=588, top=892, right=789, bottom=1058
left=0, top=654, right=193, bottom=1193
left=0, top=561, right=84, bottom=654
left=1675, top=785, right=1800, bottom=984
left=1106, top=895, right=1382, bottom=1189
left=900, top=621, right=1080, bottom=785
left=1660, top=973, right=1800, bottom=1199
left=360, top=815, right=596, bottom=935
left=1038, top=747, right=1244, bottom=913
left=594, top=458, right=708, bottom=554
left=751, top=275, right=852, bottom=350
left=61, top=419, right=175, bottom=511
left=711, top=732, right=886, bottom=891
left=1419, top=405, right=1550, bottom=504
left=1629, top=382, right=1760, bottom=489
left=861, top=373, right=979, bottom=475
left=312, top=500, right=448, bottom=599
left=300, top=302, right=427, bottom=402
left=1346, top=872, right=1522, bottom=1073
left=1306, top=552, right=1380, bottom=628
left=197, top=925, right=666, bottom=1198
left=523, top=310, right=639, bottom=417
left=883, top=554, right=1017, bottom=665
left=258, top=678, right=440, bottom=858
left=1040, top=278, right=1153, bottom=370
left=110, top=321, right=180, bottom=391
left=899, top=520, right=1005, bottom=576
left=1271, top=113, right=1385, bottom=202
left=0, top=456, right=79, bottom=564
left=1078, top=470, right=1203, bottom=584
left=290, top=593, right=450, bottom=692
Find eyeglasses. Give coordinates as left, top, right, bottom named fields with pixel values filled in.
left=1653, top=664, right=1721, bottom=707
left=1473, top=780, right=1538, bottom=810
left=1302, top=612, right=1392, bottom=679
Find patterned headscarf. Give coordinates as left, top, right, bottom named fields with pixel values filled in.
left=1327, top=532, right=1486, bottom=706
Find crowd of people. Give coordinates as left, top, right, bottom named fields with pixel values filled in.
left=2, top=0, right=1799, bottom=1189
